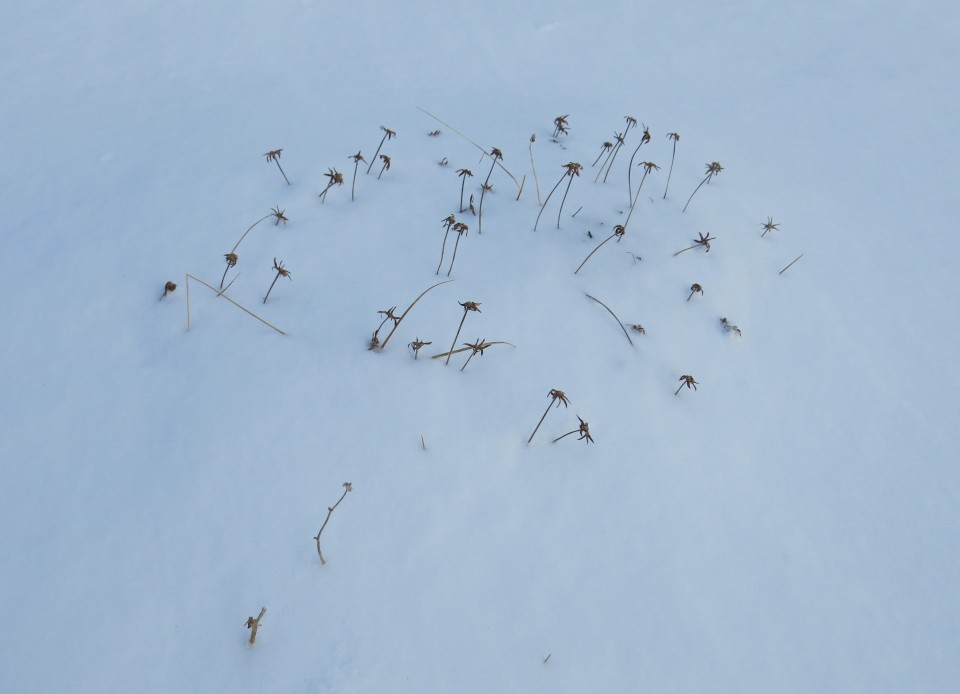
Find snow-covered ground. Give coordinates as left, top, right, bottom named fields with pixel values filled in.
left=2, top=1, right=958, bottom=691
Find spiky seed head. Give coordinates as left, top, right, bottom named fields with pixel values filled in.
left=224, top=252, right=238, bottom=267
left=264, top=149, right=283, bottom=162
left=164, top=281, right=177, bottom=293
left=548, top=389, right=570, bottom=407
left=460, top=300, right=481, bottom=312
left=641, top=161, right=660, bottom=173
left=706, top=161, right=723, bottom=175
left=564, top=162, right=583, bottom=176
left=271, top=206, right=289, bottom=224
left=667, top=132, right=680, bottom=142
left=490, top=147, right=503, bottom=160
left=351, top=151, right=365, bottom=164
left=457, top=168, right=473, bottom=178
left=381, top=126, right=396, bottom=139
left=380, top=154, right=391, bottom=170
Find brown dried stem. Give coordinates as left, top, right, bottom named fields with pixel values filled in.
left=314, top=482, right=352, bottom=565
left=367, top=126, right=396, bottom=174
left=663, top=133, right=679, bottom=199
left=585, top=293, right=634, bottom=346
left=575, top=225, right=625, bottom=274
left=246, top=607, right=267, bottom=645
left=185, top=274, right=285, bottom=334
left=527, top=389, right=570, bottom=444
left=264, top=149, right=289, bottom=185
left=477, top=148, right=502, bottom=234
left=682, top=162, right=723, bottom=212
left=377, top=279, right=454, bottom=350
left=263, top=258, right=291, bottom=304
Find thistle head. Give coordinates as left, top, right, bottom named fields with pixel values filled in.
left=459, top=300, right=481, bottom=313
left=381, top=126, right=396, bottom=140
left=264, top=149, right=283, bottom=162
left=549, top=389, right=570, bottom=407
left=271, top=206, right=289, bottom=224
left=761, top=217, right=779, bottom=236
left=272, top=258, right=291, bottom=279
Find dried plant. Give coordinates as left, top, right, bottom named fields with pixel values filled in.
left=456, top=169, right=473, bottom=212
left=778, top=253, right=804, bottom=275
left=459, top=337, right=487, bottom=371
left=528, top=134, right=542, bottom=205
left=349, top=151, right=366, bottom=201
left=591, top=141, right=613, bottom=167
left=552, top=114, right=570, bottom=139
left=366, top=126, right=396, bottom=174
left=585, top=292, right=634, bottom=346
left=478, top=147, right=503, bottom=234
left=626, top=124, right=652, bottom=203
left=229, top=209, right=280, bottom=258
left=160, top=281, right=177, bottom=300
left=445, top=300, right=481, bottom=365
left=220, top=252, right=239, bottom=289
left=185, top=274, right=285, bottom=334
left=374, top=279, right=453, bottom=351
left=720, top=317, right=741, bottom=336
left=527, top=389, right=570, bottom=444
left=675, top=374, right=699, bottom=395
left=576, top=224, right=625, bottom=274
left=436, top=214, right=457, bottom=274
left=262, top=258, right=291, bottom=304
left=624, top=115, right=638, bottom=132
left=630, top=324, right=645, bottom=334
left=468, top=194, right=476, bottom=216
left=683, top=161, right=723, bottom=212
left=623, top=161, right=660, bottom=229
left=534, top=162, right=582, bottom=231
left=271, top=206, right=289, bottom=225
left=246, top=607, right=267, bottom=645
left=264, top=149, right=290, bottom=185
left=438, top=157, right=449, bottom=167
left=552, top=416, right=593, bottom=444
left=674, top=232, right=716, bottom=256
left=597, top=131, right=626, bottom=183
left=314, top=482, right=352, bottom=565
left=761, top=216, right=779, bottom=237
left=319, top=168, right=344, bottom=203
left=686, top=283, right=704, bottom=302
left=445, top=222, right=470, bottom=277
left=408, top=337, right=432, bottom=359
left=377, top=155, right=391, bottom=180
left=369, top=306, right=400, bottom=348
left=428, top=129, right=441, bottom=136
left=663, top=132, right=680, bottom=199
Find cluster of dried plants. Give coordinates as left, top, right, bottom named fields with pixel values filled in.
left=435, top=215, right=470, bottom=276
left=552, top=114, right=570, bottom=139
left=369, top=280, right=452, bottom=351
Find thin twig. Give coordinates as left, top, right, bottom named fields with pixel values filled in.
left=585, top=293, right=634, bottom=346
left=778, top=253, right=804, bottom=275
left=314, top=483, right=352, bottom=565
left=430, top=340, right=516, bottom=360
left=185, top=274, right=286, bottom=335
left=528, top=135, right=542, bottom=205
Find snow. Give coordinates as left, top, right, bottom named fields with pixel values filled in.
left=2, top=0, right=959, bottom=691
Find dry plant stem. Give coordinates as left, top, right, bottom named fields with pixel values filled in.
left=552, top=430, right=579, bottom=442
left=378, top=279, right=453, bottom=350
left=445, top=308, right=471, bottom=366
left=314, top=484, right=352, bottom=565
left=585, top=293, right=634, bottom=346
left=185, top=274, right=285, bottom=334
left=779, top=254, right=804, bottom=275
left=528, top=137, right=542, bottom=205
left=626, top=130, right=650, bottom=204
left=246, top=607, right=267, bottom=645
left=350, top=153, right=364, bottom=201
left=663, top=134, right=679, bottom=199
left=445, top=224, right=468, bottom=276
left=591, top=143, right=610, bottom=167
left=430, top=340, right=515, bottom=360
left=415, top=107, right=521, bottom=191
left=231, top=214, right=272, bottom=254
left=527, top=390, right=569, bottom=445
left=575, top=230, right=621, bottom=274
left=557, top=169, right=578, bottom=228
left=682, top=175, right=711, bottom=212
left=457, top=169, right=472, bottom=212
left=601, top=133, right=625, bottom=183
left=367, top=127, right=395, bottom=174
left=595, top=141, right=616, bottom=182
left=534, top=171, right=567, bottom=231
left=274, top=158, right=290, bottom=185
left=263, top=259, right=291, bottom=304
left=515, top=175, right=526, bottom=201
left=477, top=151, right=500, bottom=235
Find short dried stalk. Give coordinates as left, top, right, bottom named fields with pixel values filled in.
left=366, top=126, right=395, bottom=174
left=264, top=149, right=289, bottom=185
left=314, top=482, right=352, bottom=565
left=246, top=607, right=267, bottom=645
left=478, top=148, right=502, bottom=235
left=263, top=258, right=291, bottom=304
left=444, top=301, right=480, bottom=365
left=626, top=125, right=651, bottom=204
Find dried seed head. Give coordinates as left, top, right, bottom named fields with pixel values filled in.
left=460, top=300, right=481, bottom=312
left=224, top=252, right=238, bottom=268
left=490, top=147, right=503, bottom=160
left=706, top=161, right=723, bottom=176
left=379, top=154, right=391, bottom=170
left=640, top=161, right=660, bottom=173
left=271, top=206, right=289, bottom=225
left=625, top=115, right=638, bottom=129
left=325, top=168, right=344, bottom=185
left=640, top=124, right=651, bottom=144
left=343, top=482, right=353, bottom=492
left=272, top=258, right=292, bottom=279
left=564, top=162, right=583, bottom=176
left=678, top=374, right=699, bottom=390
left=549, top=389, right=570, bottom=407
left=761, top=216, right=779, bottom=237
left=381, top=126, right=396, bottom=139
left=264, top=149, right=283, bottom=162
left=666, top=132, right=680, bottom=142
left=577, top=416, right=593, bottom=443
left=350, top=151, right=366, bottom=164
left=457, top=168, right=473, bottom=178
left=164, top=281, right=177, bottom=293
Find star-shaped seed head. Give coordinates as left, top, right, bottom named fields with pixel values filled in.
left=271, top=206, right=289, bottom=224
left=460, top=300, right=481, bottom=312
left=549, top=389, right=570, bottom=407
left=264, top=149, right=283, bottom=162
left=706, top=161, right=723, bottom=176
left=381, top=126, right=396, bottom=139
left=761, top=217, right=779, bottom=237
left=564, top=162, right=583, bottom=176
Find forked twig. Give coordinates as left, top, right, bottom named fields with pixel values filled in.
left=314, top=482, right=353, bottom=565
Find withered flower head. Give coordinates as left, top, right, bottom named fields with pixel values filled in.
left=460, top=300, right=481, bottom=312
left=325, top=168, right=344, bottom=185
left=457, top=168, right=473, bottom=178
left=264, top=149, right=283, bottom=162
left=381, top=126, right=396, bottom=139
left=706, top=161, right=723, bottom=176
left=549, top=389, right=570, bottom=407
left=271, top=206, right=289, bottom=225
left=350, top=151, right=366, bottom=164
left=666, top=132, right=680, bottom=142
left=564, top=162, right=583, bottom=176
left=490, top=147, right=503, bottom=160
left=577, top=416, right=593, bottom=443
left=272, top=258, right=291, bottom=279
left=761, top=216, right=779, bottom=237
left=641, top=161, right=660, bottom=173
left=224, top=252, right=238, bottom=268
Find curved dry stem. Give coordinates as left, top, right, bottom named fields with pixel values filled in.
left=585, top=293, right=634, bottom=346
left=534, top=172, right=566, bottom=231
left=430, top=340, right=516, bottom=360
left=231, top=214, right=272, bottom=254
left=378, top=279, right=454, bottom=350
left=575, top=232, right=618, bottom=274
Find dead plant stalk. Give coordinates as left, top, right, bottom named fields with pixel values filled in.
left=314, top=483, right=352, bottom=565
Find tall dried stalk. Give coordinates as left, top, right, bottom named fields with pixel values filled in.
left=446, top=222, right=469, bottom=276
left=456, top=169, right=473, bottom=212
left=585, top=293, right=634, bottom=346
left=683, top=162, right=723, bottom=212
left=623, top=162, right=659, bottom=229
left=535, top=162, right=580, bottom=231
left=527, top=389, right=570, bottom=444
left=264, top=149, right=290, bottom=185
left=350, top=151, right=365, bottom=201
left=528, top=134, right=542, bottom=205
left=366, top=126, right=396, bottom=174
left=626, top=124, right=651, bottom=204
left=663, top=132, right=679, bottom=199
left=477, top=148, right=502, bottom=234
left=575, top=225, right=625, bottom=274
left=263, top=258, right=291, bottom=304
left=445, top=301, right=481, bottom=365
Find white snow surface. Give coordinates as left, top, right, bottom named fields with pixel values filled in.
left=2, top=1, right=959, bottom=691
